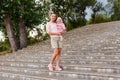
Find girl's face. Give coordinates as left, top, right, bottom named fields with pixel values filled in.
left=50, top=14, right=57, bottom=22
left=56, top=17, right=63, bottom=23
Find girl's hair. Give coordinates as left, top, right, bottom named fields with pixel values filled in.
left=56, top=17, right=63, bottom=23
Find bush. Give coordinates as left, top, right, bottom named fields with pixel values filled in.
left=0, top=39, right=11, bottom=55
left=66, top=22, right=74, bottom=31
left=88, top=14, right=112, bottom=24
left=111, top=14, right=120, bottom=21
left=27, top=37, right=39, bottom=45
left=66, top=18, right=87, bottom=31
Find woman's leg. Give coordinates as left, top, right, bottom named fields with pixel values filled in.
left=50, top=48, right=59, bottom=64
left=56, top=48, right=61, bottom=67
left=55, top=48, right=62, bottom=71
left=48, top=48, right=59, bottom=71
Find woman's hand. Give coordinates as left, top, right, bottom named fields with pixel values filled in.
left=49, top=32, right=62, bottom=35
left=57, top=32, right=62, bottom=35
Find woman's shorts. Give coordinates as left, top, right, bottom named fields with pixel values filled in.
left=50, top=36, right=63, bottom=48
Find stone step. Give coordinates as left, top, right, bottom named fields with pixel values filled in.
left=9, top=46, right=120, bottom=54
left=63, top=51, right=120, bottom=56
left=1, top=21, right=120, bottom=80
left=11, top=51, right=113, bottom=57
left=15, top=55, right=120, bottom=60
left=0, top=72, right=57, bottom=80
left=17, top=51, right=120, bottom=57
left=0, top=66, right=120, bottom=80
left=1, top=52, right=120, bottom=61
left=0, top=62, right=120, bottom=74
left=0, top=58, right=120, bottom=66
left=1, top=51, right=120, bottom=60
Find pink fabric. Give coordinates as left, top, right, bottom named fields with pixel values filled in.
left=56, top=17, right=66, bottom=33
left=46, top=22, right=58, bottom=33
left=46, top=22, right=59, bottom=37
left=46, top=17, right=66, bottom=37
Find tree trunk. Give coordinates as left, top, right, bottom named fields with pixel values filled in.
left=19, top=18, right=27, bottom=48
left=92, top=12, right=96, bottom=23
left=4, top=16, right=18, bottom=52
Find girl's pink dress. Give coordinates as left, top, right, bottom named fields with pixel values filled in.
left=56, top=17, right=66, bottom=34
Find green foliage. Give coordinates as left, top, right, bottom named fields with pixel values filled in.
left=94, top=14, right=105, bottom=23
left=66, top=22, right=73, bottom=31
left=27, top=37, right=39, bottom=45
left=0, top=39, right=11, bottom=53
left=27, top=34, right=48, bottom=45
left=91, top=2, right=104, bottom=23
left=49, top=0, right=97, bottom=29
left=27, top=27, right=49, bottom=45
left=0, top=0, right=45, bottom=51
left=66, top=17, right=87, bottom=31
left=0, top=0, right=44, bottom=31
left=108, top=0, right=120, bottom=20
left=0, top=0, right=115, bottom=53
left=88, top=14, right=112, bottom=24
left=42, top=33, right=49, bottom=41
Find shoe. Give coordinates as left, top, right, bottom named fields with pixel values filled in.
left=55, top=66, right=62, bottom=71
left=48, top=64, right=54, bottom=71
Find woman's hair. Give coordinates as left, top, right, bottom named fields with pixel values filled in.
left=49, top=12, right=57, bottom=17
left=49, top=13, right=57, bottom=22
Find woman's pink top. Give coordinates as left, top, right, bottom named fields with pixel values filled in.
left=46, top=22, right=59, bottom=37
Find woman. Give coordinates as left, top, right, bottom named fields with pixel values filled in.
left=46, top=13, right=66, bottom=71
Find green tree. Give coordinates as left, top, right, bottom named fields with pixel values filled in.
left=108, top=0, right=120, bottom=20
left=0, top=0, right=44, bottom=52
left=91, top=2, right=104, bottom=23
left=0, top=0, right=18, bottom=52
left=103, top=2, right=113, bottom=18
left=14, top=0, right=43, bottom=49
left=49, top=0, right=97, bottom=30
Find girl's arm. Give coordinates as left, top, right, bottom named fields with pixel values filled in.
left=62, top=24, right=67, bottom=34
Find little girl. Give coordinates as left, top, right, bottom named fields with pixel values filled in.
left=56, top=17, right=66, bottom=34
left=56, top=17, right=66, bottom=41
left=46, top=13, right=66, bottom=71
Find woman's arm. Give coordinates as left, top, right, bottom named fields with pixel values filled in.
left=48, top=32, right=61, bottom=36
left=46, top=22, right=62, bottom=36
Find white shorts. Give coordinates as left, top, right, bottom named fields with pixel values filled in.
left=50, top=36, right=63, bottom=48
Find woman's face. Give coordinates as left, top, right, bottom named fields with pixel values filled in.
left=50, top=14, right=57, bottom=22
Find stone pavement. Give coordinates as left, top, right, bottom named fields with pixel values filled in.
left=0, top=21, right=120, bottom=80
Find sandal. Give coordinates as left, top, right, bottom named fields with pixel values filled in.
left=48, top=64, right=54, bottom=71
left=55, top=66, right=62, bottom=71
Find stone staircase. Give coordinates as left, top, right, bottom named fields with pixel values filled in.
left=0, top=21, right=120, bottom=80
